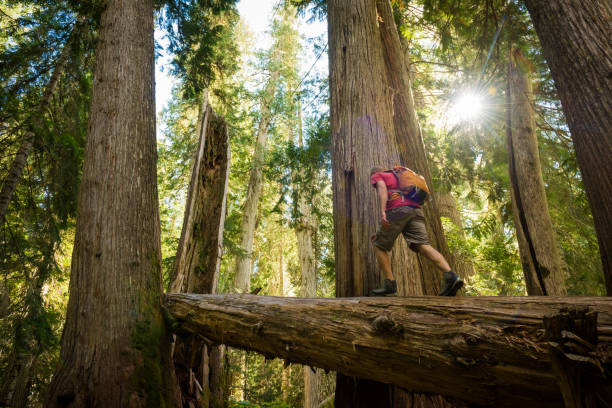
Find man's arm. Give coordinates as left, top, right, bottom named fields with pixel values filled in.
left=375, top=180, right=389, bottom=226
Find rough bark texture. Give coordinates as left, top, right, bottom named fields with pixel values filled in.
left=165, top=293, right=612, bottom=408
left=170, top=97, right=230, bottom=408
left=435, top=192, right=476, bottom=284
left=544, top=308, right=612, bottom=407
left=507, top=49, right=567, bottom=296
left=44, top=1, right=180, bottom=406
left=523, top=0, right=612, bottom=294
left=328, top=0, right=404, bottom=300
left=170, top=101, right=229, bottom=296
left=233, top=74, right=278, bottom=293
left=0, top=16, right=85, bottom=225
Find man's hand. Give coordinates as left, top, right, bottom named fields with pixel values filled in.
left=380, top=211, right=390, bottom=228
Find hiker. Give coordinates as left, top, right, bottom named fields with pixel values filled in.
left=369, top=166, right=463, bottom=296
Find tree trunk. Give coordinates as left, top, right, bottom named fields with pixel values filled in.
left=507, top=49, right=567, bottom=296
left=328, top=0, right=454, bottom=405
left=0, top=16, right=85, bottom=226
left=435, top=192, right=476, bottom=284
left=44, top=1, right=180, bottom=406
left=170, top=97, right=229, bottom=295
left=233, top=74, right=278, bottom=293
left=165, top=293, right=612, bottom=408
left=522, top=0, right=612, bottom=294
left=170, top=96, right=231, bottom=408
left=376, top=0, right=452, bottom=295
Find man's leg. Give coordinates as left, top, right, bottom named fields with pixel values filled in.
left=415, top=244, right=463, bottom=296
left=370, top=244, right=397, bottom=296
left=374, top=245, right=394, bottom=280
left=415, top=244, right=451, bottom=272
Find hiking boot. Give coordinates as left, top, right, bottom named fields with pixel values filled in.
left=438, top=271, right=463, bottom=296
left=370, top=279, right=397, bottom=296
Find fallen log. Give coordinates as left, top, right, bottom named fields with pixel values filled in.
left=164, top=294, right=612, bottom=407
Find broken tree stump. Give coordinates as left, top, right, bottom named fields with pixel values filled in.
left=169, top=97, right=230, bottom=408
left=544, top=307, right=612, bottom=407
left=164, top=293, right=612, bottom=407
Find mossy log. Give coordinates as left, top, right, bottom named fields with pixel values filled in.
left=164, top=293, right=612, bottom=407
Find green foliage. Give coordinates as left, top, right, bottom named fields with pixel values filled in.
left=0, top=1, right=94, bottom=404
left=408, top=0, right=602, bottom=295
left=158, top=0, right=240, bottom=99
left=225, top=349, right=335, bottom=408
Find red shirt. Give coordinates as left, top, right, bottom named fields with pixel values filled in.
left=370, top=171, right=420, bottom=210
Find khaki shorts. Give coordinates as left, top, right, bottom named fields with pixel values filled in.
left=372, top=206, right=429, bottom=252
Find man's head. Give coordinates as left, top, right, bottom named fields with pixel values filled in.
left=370, top=166, right=385, bottom=176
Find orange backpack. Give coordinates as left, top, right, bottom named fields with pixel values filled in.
left=384, top=166, right=429, bottom=206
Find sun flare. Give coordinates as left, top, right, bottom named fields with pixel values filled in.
left=447, top=91, right=486, bottom=125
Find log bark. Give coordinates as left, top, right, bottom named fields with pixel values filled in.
left=544, top=308, right=612, bottom=407
left=170, top=95, right=230, bottom=408
left=165, top=293, right=612, bottom=408
left=507, top=48, right=566, bottom=296
left=44, top=0, right=181, bottom=406
left=522, top=0, right=612, bottom=294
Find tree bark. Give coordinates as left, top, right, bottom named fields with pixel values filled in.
left=544, top=308, right=612, bottom=407
left=507, top=49, right=567, bottom=296
left=328, top=0, right=402, bottom=300
left=522, top=0, right=612, bottom=295
left=44, top=1, right=180, bottom=406
left=170, top=96, right=230, bottom=408
left=170, top=100, right=230, bottom=296
left=165, top=293, right=612, bottom=408
left=0, top=16, right=85, bottom=226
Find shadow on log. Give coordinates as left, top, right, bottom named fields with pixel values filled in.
left=164, top=294, right=612, bottom=407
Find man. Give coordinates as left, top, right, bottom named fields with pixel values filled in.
left=369, top=166, right=463, bottom=296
